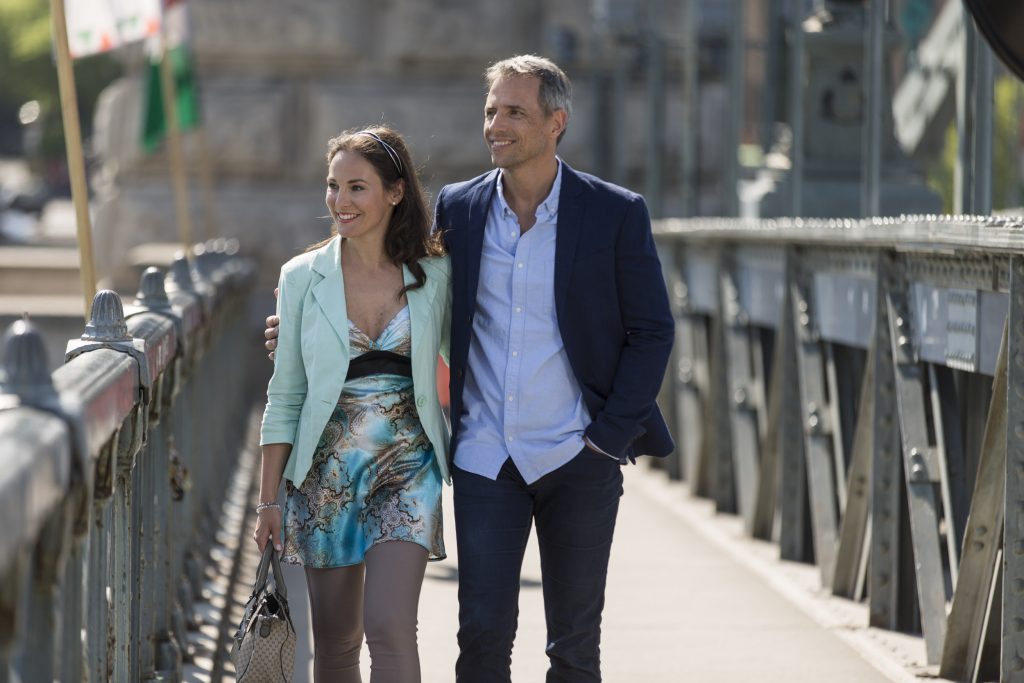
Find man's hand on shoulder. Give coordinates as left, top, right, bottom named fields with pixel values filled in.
left=265, top=287, right=280, bottom=360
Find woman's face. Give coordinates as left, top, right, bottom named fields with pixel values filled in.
left=325, top=150, right=402, bottom=241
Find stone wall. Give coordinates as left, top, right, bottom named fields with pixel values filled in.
left=91, top=0, right=703, bottom=288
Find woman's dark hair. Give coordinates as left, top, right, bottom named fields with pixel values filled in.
left=312, top=124, right=444, bottom=297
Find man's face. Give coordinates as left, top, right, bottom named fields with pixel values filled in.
left=483, top=75, right=564, bottom=172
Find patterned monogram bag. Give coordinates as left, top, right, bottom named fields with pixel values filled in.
left=232, top=545, right=296, bottom=682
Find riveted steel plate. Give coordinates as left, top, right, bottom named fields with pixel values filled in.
left=812, top=272, right=877, bottom=349
left=910, top=284, right=1007, bottom=376
left=734, top=246, right=786, bottom=328
left=684, top=248, right=720, bottom=315
left=978, top=292, right=1008, bottom=375
left=802, top=248, right=878, bottom=278
left=905, top=253, right=996, bottom=291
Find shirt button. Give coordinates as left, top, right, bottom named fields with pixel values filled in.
left=508, top=395, right=514, bottom=402
left=517, top=262, right=524, bottom=269
left=417, top=396, right=426, bottom=407
left=512, top=351, right=518, bottom=357
left=507, top=435, right=514, bottom=442
left=515, top=306, right=522, bottom=313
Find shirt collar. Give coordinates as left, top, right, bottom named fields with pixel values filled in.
left=495, top=158, right=563, bottom=221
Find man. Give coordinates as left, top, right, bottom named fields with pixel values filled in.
left=268, top=55, right=674, bottom=681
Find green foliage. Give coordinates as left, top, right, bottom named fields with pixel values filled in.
left=993, top=76, right=1023, bottom=210
left=927, top=75, right=1024, bottom=212
left=0, top=0, right=123, bottom=159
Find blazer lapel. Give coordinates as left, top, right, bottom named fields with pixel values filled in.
left=310, top=237, right=350, bottom=355
left=404, top=264, right=437, bottom=399
left=554, top=164, right=585, bottom=322
left=462, top=171, right=498, bottom=314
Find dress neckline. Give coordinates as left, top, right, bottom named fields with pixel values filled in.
left=348, top=305, right=409, bottom=349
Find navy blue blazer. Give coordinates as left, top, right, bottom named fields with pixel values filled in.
left=435, top=161, right=675, bottom=461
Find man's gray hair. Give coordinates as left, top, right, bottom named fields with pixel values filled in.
left=485, top=55, right=572, bottom=143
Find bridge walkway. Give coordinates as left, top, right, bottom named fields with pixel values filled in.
left=189, top=424, right=925, bottom=682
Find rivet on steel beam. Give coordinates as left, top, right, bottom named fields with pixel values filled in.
left=878, top=573, right=889, bottom=587
left=1015, top=579, right=1024, bottom=595
left=806, top=404, right=820, bottom=431
left=733, top=388, right=748, bottom=407
left=83, top=290, right=131, bottom=342
left=1013, top=656, right=1024, bottom=672
left=1014, top=618, right=1024, bottom=633
left=0, top=317, right=58, bottom=405
left=135, top=267, right=172, bottom=312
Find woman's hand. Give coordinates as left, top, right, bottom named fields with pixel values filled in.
left=265, top=288, right=280, bottom=360
left=265, top=315, right=280, bottom=360
left=253, top=505, right=283, bottom=553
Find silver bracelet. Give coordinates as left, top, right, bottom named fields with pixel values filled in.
left=255, top=502, right=280, bottom=513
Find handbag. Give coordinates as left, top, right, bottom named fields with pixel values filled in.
left=231, top=544, right=296, bottom=682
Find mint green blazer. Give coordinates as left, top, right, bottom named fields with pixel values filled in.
left=259, top=236, right=452, bottom=487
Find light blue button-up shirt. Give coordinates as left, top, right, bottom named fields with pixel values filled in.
left=454, top=161, right=592, bottom=484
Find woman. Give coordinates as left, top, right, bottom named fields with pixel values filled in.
left=254, top=125, right=450, bottom=682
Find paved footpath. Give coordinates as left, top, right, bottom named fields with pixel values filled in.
left=195, top=438, right=935, bottom=682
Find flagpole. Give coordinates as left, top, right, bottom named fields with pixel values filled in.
left=158, top=30, right=195, bottom=258
left=195, top=125, right=218, bottom=241
left=49, top=0, right=97, bottom=321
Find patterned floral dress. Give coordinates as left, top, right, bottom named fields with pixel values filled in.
left=282, top=306, right=445, bottom=567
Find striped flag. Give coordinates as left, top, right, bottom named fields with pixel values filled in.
left=140, top=0, right=200, bottom=152
left=64, top=0, right=162, bottom=59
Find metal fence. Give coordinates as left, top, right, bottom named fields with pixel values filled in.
left=655, top=213, right=1024, bottom=681
left=0, top=243, right=257, bottom=682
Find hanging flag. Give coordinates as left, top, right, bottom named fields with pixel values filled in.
left=140, top=0, right=200, bottom=152
left=64, top=0, right=162, bottom=59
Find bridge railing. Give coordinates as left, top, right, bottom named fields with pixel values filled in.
left=655, top=214, right=1024, bottom=681
left=0, top=242, right=258, bottom=682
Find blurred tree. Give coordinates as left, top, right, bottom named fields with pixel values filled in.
left=927, top=75, right=1024, bottom=212
left=0, top=0, right=122, bottom=168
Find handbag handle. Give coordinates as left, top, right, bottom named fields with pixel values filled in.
left=253, top=544, right=289, bottom=600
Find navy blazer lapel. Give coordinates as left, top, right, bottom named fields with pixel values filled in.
left=554, top=164, right=586, bottom=322
left=462, top=171, right=498, bottom=312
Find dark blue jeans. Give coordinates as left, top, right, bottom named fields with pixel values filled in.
left=453, top=448, right=624, bottom=682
